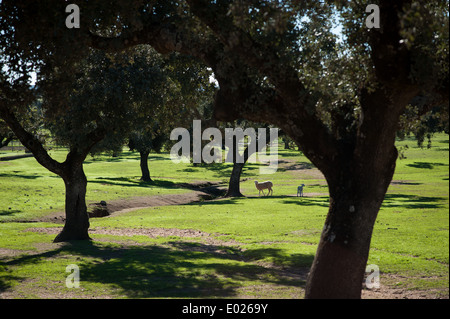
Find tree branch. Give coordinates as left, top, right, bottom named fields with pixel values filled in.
left=0, top=103, right=64, bottom=176
left=185, top=0, right=339, bottom=170
left=213, top=70, right=339, bottom=174
left=85, top=1, right=339, bottom=171
left=88, top=23, right=179, bottom=54
left=186, top=0, right=309, bottom=105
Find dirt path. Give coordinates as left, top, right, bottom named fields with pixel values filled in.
left=35, top=181, right=227, bottom=224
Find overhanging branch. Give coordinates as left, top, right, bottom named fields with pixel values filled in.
left=0, top=102, right=64, bottom=176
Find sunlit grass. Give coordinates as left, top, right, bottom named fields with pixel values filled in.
left=0, top=134, right=448, bottom=297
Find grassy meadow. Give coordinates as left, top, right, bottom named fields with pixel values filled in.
left=0, top=134, right=448, bottom=299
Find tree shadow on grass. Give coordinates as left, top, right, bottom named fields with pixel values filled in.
left=192, top=195, right=330, bottom=209
left=0, top=267, right=23, bottom=293
left=0, top=173, right=42, bottom=179
left=277, top=149, right=303, bottom=158
left=185, top=162, right=260, bottom=179
left=406, top=161, right=448, bottom=169
left=0, top=209, right=22, bottom=217
left=0, top=240, right=311, bottom=298
left=282, top=197, right=330, bottom=208
left=89, top=177, right=179, bottom=189
left=0, top=248, right=64, bottom=294
left=84, top=152, right=172, bottom=164
left=277, top=161, right=315, bottom=172
left=183, top=197, right=240, bottom=206
left=88, top=178, right=229, bottom=200
left=238, top=247, right=315, bottom=269
left=383, top=194, right=446, bottom=209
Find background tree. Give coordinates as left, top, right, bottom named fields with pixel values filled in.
left=398, top=95, right=449, bottom=148
left=128, top=125, right=167, bottom=182
left=127, top=53, right=216, bottom=181
left=220, top=119, right=274, bottom=198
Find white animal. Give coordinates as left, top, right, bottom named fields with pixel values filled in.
left=297, top=184, right=305, bottom=197
left=254, top=181, right=273, bottom=196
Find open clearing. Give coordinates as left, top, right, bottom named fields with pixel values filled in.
left=1, top=135, right=448, bottom=299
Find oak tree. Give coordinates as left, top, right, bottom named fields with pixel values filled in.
left=1, top=47, right=169, bottom=242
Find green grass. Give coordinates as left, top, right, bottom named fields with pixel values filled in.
left=0, top=149, right=226, bottom=222
left=0, top=134, right=448, bottom=298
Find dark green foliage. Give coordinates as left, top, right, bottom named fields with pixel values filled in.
left=42, top=47, right=166, bottom=153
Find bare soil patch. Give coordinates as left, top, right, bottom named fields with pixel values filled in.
left=278, top=159, right=325, bottom=180
left=24, top=226, right=244, bottom=249
left=35, top=181, right=227, bottom=224
left=362, top=279, right=449, bottom=299
left=25, top=226, right=209, bottom=237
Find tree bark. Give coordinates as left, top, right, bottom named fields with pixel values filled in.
left=304, top=150, right=397, bottom=298
left=303, top=83, right=418, bottom=298
left=54, top=162, right=91, bottom=242
left=283, top=138, right=290, bottom=150
left=225, top=162, right=245, bottom=197
left=139, top=150, right=152, bottom=182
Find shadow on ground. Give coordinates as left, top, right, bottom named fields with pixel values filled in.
left=406, top=161, right=448, bottom=169
left=0, top=240, right=312, bottom=298
left=383, top=194, right=446, bottom=209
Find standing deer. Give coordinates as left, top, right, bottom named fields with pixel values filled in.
left=254, top=181, right=273, bottom=196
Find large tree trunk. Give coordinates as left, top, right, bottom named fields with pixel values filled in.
left=54, top=163, right=90, bottom=242
left=304, top=149, right=397, bottom=298
left=304, top=85, right=416, bottom=298
left=139, top=150, right=152, bottom=182
left=225, top=162, right=245, bottom=197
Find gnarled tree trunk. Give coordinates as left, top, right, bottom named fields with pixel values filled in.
left=305, top=148, right=397, bottom=298
left=1, top=102, right=104, bottom=243
left=225, top=133, right=261, bottom=197
left=54, top=163, right=90, bottom=242
left=303, top=85, right=418, bottom=298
